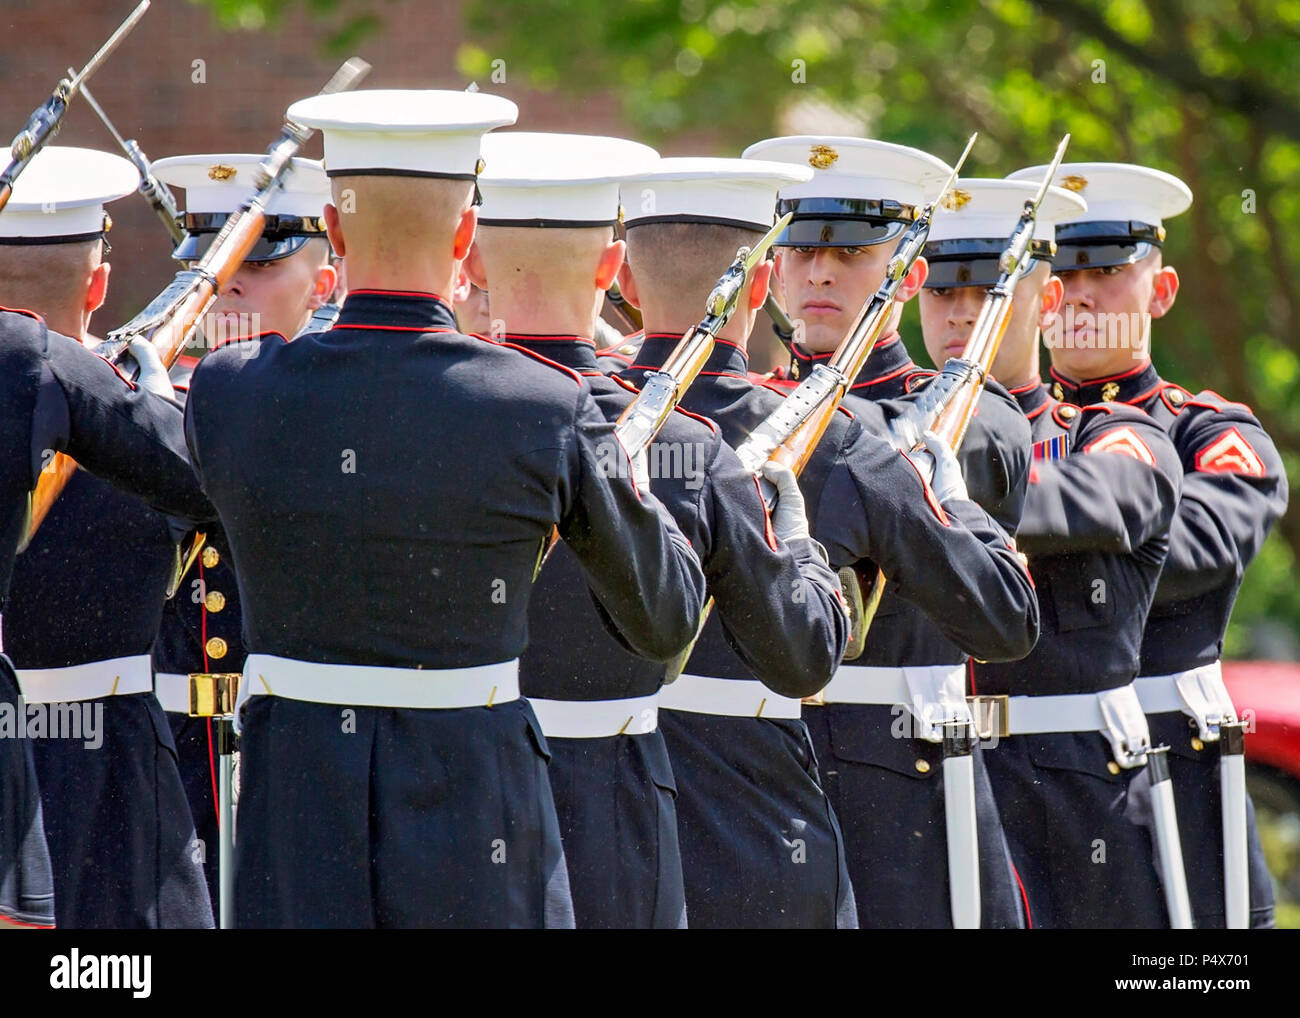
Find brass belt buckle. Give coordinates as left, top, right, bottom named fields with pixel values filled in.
left=967, top=694, right=1009, bottom=741
left=188, top=672, right=242, bottom=717
left=802, top=687, right=827, bottom=706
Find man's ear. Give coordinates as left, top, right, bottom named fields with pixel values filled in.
left=308, top=262, right=340, bottom=310
left=86, top=261, right=111, bottom=315
left=453, top=205, right=478, bottom=261
left=323, top=204, right=346, bottom=258
left=897, top=255, right=928, bottom=302
left=595, top=238, right=626, bottom=291
left=463, top=241, right=489, bottom=291
left=748, top=260, right=773, bottom=311
left=1149, top=264, right=1179, bottom=319
left=1038, top=274, right=1065, bottom=329
left=616, top=260, right=642, bottom=309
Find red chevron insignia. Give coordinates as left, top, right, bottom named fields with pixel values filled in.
left=1083, top=427, right=1156, bottom=466
left=1194, top=427, right=1265, bottom=477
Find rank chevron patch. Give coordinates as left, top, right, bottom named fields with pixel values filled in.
left=1194, top=427, right=1266, bottom=477
left=1083, top=426, right=1156, bottom=466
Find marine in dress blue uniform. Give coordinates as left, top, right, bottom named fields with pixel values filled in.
left=0, top=147, right=214, bottom=928
left=741, top=138, right=1035, bottom=927
left=924, top=178, right=1184, bottom=927
left=149, top=154, right=338, bottom=910
left=618, top=156, right=1039, bottom=928
left=184, top=91, right=708, bottom=928
left=1013, top=161, right=1290, bottom=928
left=472, top=142, right=851, bottom=928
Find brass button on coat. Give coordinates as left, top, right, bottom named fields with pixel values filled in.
left=914, top=759, right=931, bottom=774
left=1107, top=761, right=1121, bottom=775
left=205, top=636, right=228, bottom=660
left=204, top=590, right=227, bottom=613
left=202, top=546, right=221, bottom=569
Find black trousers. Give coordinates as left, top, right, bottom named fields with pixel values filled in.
left=546, top=729, right=685, bottom=928
left=167, top=713, right=219, bottom=917
left=803, top=702, right=1024, bottom=929
left=982, top=732, right=1168, bottom=928
left=235, top=695, right=573, bottom=928
left=0, top=658, right=54, bottom=927
left=31, top=691, right=212, bottom=928
left=659, top=709, right=857, bottom=928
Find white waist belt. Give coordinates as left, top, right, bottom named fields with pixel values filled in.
left=154, top=672, right=192, bottom=715
left=815, top=664, right=970, bottom=742
left=1002, top=684, right=1151, bottom=769
left=238, top=654, right=520, bottom=716
left=1134, top=661, right=1236, bottom=743
left=659, top=674, right=801, bottom=720
left=18, top=655, right=154, bottom=704
left=527, top=694, right=659, bottom=738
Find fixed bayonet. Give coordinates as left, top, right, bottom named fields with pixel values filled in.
left=75, top=75, right=184, bottom=244
left=0, top=1, right=151, bottom=213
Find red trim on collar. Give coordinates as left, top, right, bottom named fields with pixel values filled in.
left=1006, top=379, right=1043, bottom=395
left=672, top=404, right=718, bottom=434
left=331, top=324, right=457, bottom=333
left=212, top=330, right=289, bottom=351
left=347, top=288, right=449, bottom=303
left=1025, top=403, right=1049, bottom=421
left=487, top=339, right=583, bottom=386
left=1050, top=360, right=1153, bottom=388
left=851, top=361, right=914, bottom=389
left=504, top=333, right=596, bottom=345
left=0, top=304, right=43, bottom=323
left=711, top=336, right=743, bottom=350
left=1121, top=383, right=1163, bottom=406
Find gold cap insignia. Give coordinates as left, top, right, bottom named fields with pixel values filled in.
left=103, top=212, right=113, bottom=233
left=791, top=362, right=800, bottom=380
left=208, top=164, right=237, bottom=182
left=1101, top=381, right=1120, bottom=402
left=1052, top=381, right=1064, bottom=401
left=808, top=145, right=838, bottom=170
left=1061, top=174, right=1087, bottom=193
left=941, top=188, right=972, bottom=212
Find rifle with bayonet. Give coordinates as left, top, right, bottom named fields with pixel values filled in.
left=613, top=211, right=791, bottom=458
left=887, top=134, right=1072, bottom=461
left=660, top=134, right=977, bottom=678
left=0, top=1, right=150, bottom=215
left=532, top=213, right=789, bottom=579
left=23, top=56, right=372, bottom=547
left=76, top=77, right=183, bottom=245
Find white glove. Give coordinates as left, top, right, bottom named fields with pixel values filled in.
left=761, top=460, right=812, bottom=544
left=124, top=338, right=175, bottom=399
left=907, top=430, right=968, bottom=505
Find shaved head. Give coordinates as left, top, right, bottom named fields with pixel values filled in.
left=624, top=222, right=759, bottom=311
left=471, top=224, right=621, bottom=337
left=0, top=239, right=101, bottom=318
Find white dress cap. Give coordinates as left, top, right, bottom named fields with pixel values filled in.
left=928, top=178, right=1087, bottom=245
left=620, top=157, right=814, bottom=230
left=1005, top=161, right=1191, bottom=227
left=152, top=153, right=331, bottom=217
left=0, top=146, right=139, bottom=242
left=741, top=136, right=951, bottom=206
left=477, top=132, right=659, bottom=225
left=286, top=89, right=519, bottom=179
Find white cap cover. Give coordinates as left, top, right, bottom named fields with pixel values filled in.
left=477, top=132, right=660, bottom=225
left=619, top=156, right=814, bottom=230
left=0, top=146, right=138, bottom=242
left=287, top=89, right=519, bottom=180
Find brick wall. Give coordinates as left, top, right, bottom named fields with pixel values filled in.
left=0, top=0, right=630, bottom=327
